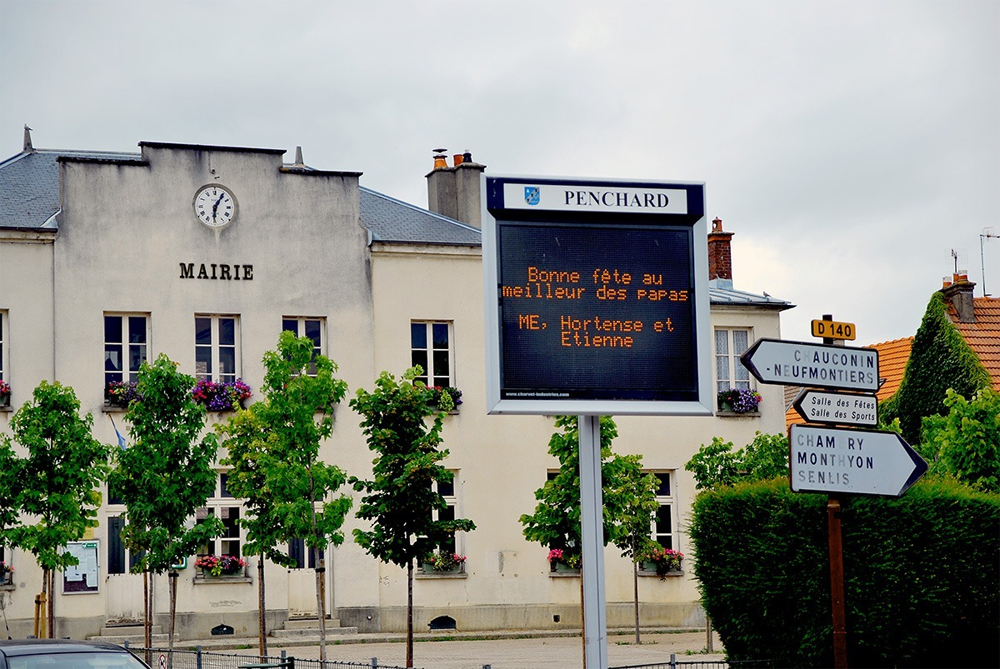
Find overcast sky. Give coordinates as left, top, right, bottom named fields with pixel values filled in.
left=3, top=0, right=998, bottom=346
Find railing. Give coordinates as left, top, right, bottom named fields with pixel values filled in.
left=128, top=647, right=410, bottom=669
left=612, top=656, right=776, bottom=669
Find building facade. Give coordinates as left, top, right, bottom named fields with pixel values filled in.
left=0, top=133, right=792, bottom=640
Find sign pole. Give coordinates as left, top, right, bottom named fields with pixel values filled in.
left=579, top=414, right=608, bottom=669
left=828, top=495, right=848, bottom=668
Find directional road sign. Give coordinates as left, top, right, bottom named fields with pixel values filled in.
left=789, top=424, right=927, bottom=496
left=741, top=338, right=879, bottom=392
left=792, top=389, right=878, bottom=427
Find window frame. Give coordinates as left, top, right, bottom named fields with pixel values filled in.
left=195, top=473, right=244, bottom=561
left=410, top=321, right=454, bottom=388
left=0, top=310, right=7, bottom=383
left=715, top=327, right=753, bottom=394
left=282, top=317, right=325, bottom=375
left=195, top=315, right=241, bottom=383
left=648, top=470, right=677, bottom=551
left=104, top=313, right=151, bottom=392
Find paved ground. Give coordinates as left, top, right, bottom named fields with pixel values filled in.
left=264, top=630, right=726, bottom=669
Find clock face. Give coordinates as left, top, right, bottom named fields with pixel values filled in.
left=194, top=185, right=238, bottom=228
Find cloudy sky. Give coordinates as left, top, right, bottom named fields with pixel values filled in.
left=3, top=0, right=997, bottom=346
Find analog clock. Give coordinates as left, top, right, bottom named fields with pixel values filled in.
left=193, top=184, right=238, bottom=228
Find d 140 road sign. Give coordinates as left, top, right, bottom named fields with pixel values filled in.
left=792, top=389, right=878, bottom=427
left=741, top=338, right=879, bottom=392
left=789, top=424, right=927, bottom=497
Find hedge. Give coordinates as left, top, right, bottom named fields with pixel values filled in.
left=689, top=477, right=999, bottom=668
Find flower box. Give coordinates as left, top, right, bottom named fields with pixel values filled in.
left=717, top=388, right=761, bottom=414
left=195, top=554, right=246, bottom=577
left=639, top=547, right=684, bottom=578
left=0, top=561, right=13, bottom=586
left=422, top=552, right=466, bottom=574
left=1, top=380, right=12, bottom=408
left=547, top=548, right=581, bottom=573
left=192, top=379, right=252, bottom=412
left=105, top=381, right=141, bottom=409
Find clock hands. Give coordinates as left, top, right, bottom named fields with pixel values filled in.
left=212, top=193, right=226, bottom=223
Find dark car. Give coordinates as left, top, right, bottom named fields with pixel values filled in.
left=0, top=640, right=150, bottom=669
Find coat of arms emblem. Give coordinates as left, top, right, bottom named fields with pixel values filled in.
left=524, top=186, right=540, bottom=206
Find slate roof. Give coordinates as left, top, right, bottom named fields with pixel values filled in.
left=360, top=186, right=480, bottom=246
left=0, top=149, right=139, bottom=229
left=948, top=297, right=1000, bottom=390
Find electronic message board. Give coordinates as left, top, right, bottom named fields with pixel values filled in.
left=482, top=175, right=712, bottom=415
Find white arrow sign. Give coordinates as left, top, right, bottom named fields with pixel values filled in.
left=789, top=424, right=927, bottom=497
left=792, top=389, right=879, bottom=427
left=741, top=338, right=879, bottom=392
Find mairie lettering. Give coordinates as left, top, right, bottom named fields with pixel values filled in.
left=180, top=263, right=253, bottom=280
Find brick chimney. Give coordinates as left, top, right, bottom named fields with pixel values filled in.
left=426, top=149, right=486, bottom=228
left=708, top=217, right=735, bottom=288
left=941, top=272, right=977, bottom=322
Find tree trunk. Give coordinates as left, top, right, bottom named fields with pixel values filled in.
left=308, top=470, right=328, bottom=662
left=168, top=571, right=178, bottom=669
left=406, top=559, right=414, bottom=668
left=258, top=557, right=267, bottom=658
left=45, top=569, right=53, bottom=638
left=633, top=559, right=640, bottom=644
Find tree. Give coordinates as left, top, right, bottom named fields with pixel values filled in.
left=219, top=331, right=352, bottom=659
left=0, top=381, right=110, bottom=637
left=520, top=416, right=659, bottom=655
left=921, top=388, right=1000, bottom=493
left=107, top=355, right=222, bottom=661
left=880, top=292, right=991, bottom=444
left=684, top=431, right=788, bottom=490
left=349, top=367, right=475, bottom=668
left=604, top=454, right=660, bottom=644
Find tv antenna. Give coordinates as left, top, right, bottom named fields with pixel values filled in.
left=981, top=228, right=997, bottom=297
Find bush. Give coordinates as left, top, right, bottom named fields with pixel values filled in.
left=689, top=478, right=999, bottom=667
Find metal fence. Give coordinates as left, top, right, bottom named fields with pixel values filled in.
left=128, top=647, right=410, bottom=669
left=611, top=656, right=776, bottom=669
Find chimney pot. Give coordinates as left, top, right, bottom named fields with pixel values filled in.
left=453, top=153, right=464, bottom=166
left=463, top=150, right=473, bottom=163
left=712, top=217, right=723, bottom=232
left=943, top=277, right=953, bottom=288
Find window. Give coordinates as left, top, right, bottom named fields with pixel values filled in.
left=411, top=322, right=452, bottom=387
left=648, top=471, right=676, bottom=550
left=430, top=475, right=459, bottom=556
left=0, top=542, right=10, bottom=585
left=287, top=538, right=319, bottom=570
left=195, top=315, right=240, bottom=382
left=107, top=482, right=144, bottom=574
left=0, top=310, right=6, bottom=382
left=196, top=473, right=242, bottom=558
left=105, top=314, right=150, bottom=387
left=715, top=328, right=751, bottom=394
left=282, top=317, right=324, bottom=374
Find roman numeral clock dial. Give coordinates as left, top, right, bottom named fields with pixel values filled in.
left=194, top=184, right=238, bottom=228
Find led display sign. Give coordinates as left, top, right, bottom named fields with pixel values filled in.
left=482, top=176, right=712, bottom=415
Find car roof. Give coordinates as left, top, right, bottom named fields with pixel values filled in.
left=0, top=639, right=137, bottom=657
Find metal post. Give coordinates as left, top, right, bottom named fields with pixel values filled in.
left=579, top=414, right=608, bottom=669
left=828, top=496, right=848, bottom=668
left=195, top=646, right=203, bottom=669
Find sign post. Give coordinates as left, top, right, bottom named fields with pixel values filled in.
left=741, top=318, right=927, bottom=669
left=482, top=175, right=711, bottom=668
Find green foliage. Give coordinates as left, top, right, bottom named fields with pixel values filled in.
left=880, top=292, right=991, bottom=444
left=108, top=355, right=222, bottom=573
left=519, top=415, right=658, bottom=565
left=349, top=367, right=475, bottom=568
left=0, top=381, right=110, bottom=572
left=689, top=478, right=999, bottom=667
left=219, top=331, right=352, bottom=565
left=684, top=431, right=789, bottom=490
left=920, top=388, right=1000, bottom=493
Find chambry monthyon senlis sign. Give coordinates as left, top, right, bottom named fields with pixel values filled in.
left=789, top=424, right=928, bottom=497
left=740, top=338, right=879, bottom=392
